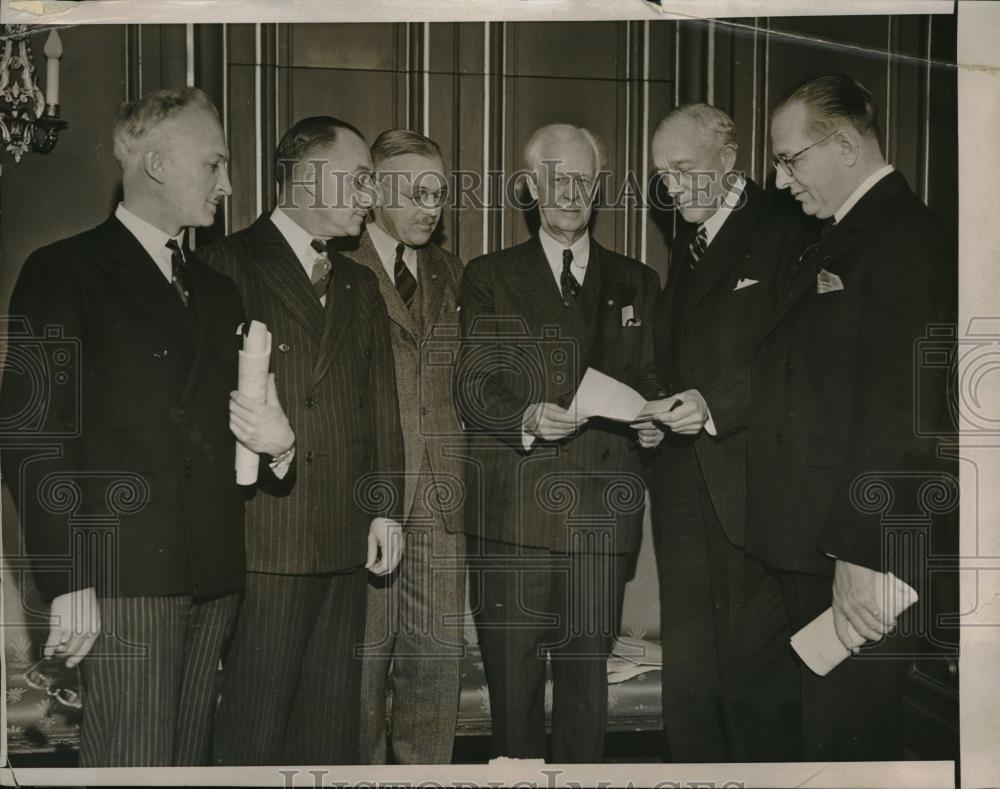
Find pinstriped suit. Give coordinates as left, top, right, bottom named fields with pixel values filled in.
left=200, top=214, right=404, bottom=765
left=342, top=228, right=467, bottom=764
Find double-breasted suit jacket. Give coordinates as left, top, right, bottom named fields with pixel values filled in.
left=458, top=236, right=662, bottom=556
left=200, top=215, right=404, bottom=574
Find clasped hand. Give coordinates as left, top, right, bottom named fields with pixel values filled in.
left=631, top=389, right=711, bottom=447
left=230, top=372, right=295, bottom=457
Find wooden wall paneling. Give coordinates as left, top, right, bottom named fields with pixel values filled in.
left=623, top=21, right=646, bottom=263
left=258, top=23, right=279, bottom=214
left=646, top=20, right=676, bottom=284
left=427, top=23, right=461, bottom=257
left=226, top=25, right=258, bottom=232
left=453, top=23, right=487, bottom=264
left=720, top=18, right=760, bottom=180
left=193, top=24, right=228, bottom=248
left=675, top=19, right=709, bottom=105
left=485, top=22, right=504, bottom=254
left=888, top=15, right=925, bottom=200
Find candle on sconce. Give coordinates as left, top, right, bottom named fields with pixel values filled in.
left=43, top=29, right=63, bottom=109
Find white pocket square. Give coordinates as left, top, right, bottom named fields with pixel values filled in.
left=816, top=269, right=844, bottom=294
left=733, top=278, right=759, bottom=291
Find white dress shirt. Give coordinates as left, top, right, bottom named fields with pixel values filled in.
left=115, top=203, right=184, bottom=282
left=367, top=220, right=418, bottom=283
left=834, top=164, right=894, bottom=224
left=271, top=207, right=330, bottom=307
left=700, top=174, right=746, bottom=246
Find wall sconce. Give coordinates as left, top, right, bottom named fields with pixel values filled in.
left=0, top=25, right=68, bottom=170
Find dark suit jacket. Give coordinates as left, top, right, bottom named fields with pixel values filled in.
left=340, top=229, right=466, bottom=531
left=200, top=215, right=404, bottom=575
left=652, top=180, right=810, bottom=546
left=747, top=171, right=956, bottom=578
left=457, top=236, right=661, bottom=555
left=0, top=216, right=247, bottom=602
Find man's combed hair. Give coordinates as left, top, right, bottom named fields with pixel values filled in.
left=523, top=123, right=606, bottom=173
left=656, top=103, right=738, bottom=153
left=371, top=129, right=443, bottom=170
left=112, top=87, right=219, bottom=171
left=779, top=74, right=882, bottom=144
left=274, top=115, right=365, bottom=191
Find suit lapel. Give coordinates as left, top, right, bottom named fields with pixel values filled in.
left=352, top=229, right=419, bottom=340
left=762, top=172, right=907, bottom=338
left=417, top=245, right=454, bottom=338
left=588, top=243, right=629, bottom=369
left=514, top=236, right=575, bottom=335
left=246, top=215, right=325, bottom=341
left=95, top=217, right=197, bottom=362
left=180, top=258, right=227, bottom=403
left=311, top=250, right=359, bottom=389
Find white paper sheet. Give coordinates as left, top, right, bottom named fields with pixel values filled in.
left=790, top=572, right=918, bottom=677
left=235, top=320, right=272, bottom=486
left=569, top=367, right=647, bottom=423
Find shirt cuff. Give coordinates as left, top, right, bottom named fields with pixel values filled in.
left=521, top=408, right=537, bottom=452
left=703, top=406, right=718, bottom=437
left=269, top=445, right=295, bottom=479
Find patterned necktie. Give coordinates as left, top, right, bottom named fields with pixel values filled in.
left=394, top=242, right=418, bottom=309
left=309, top=238, right=332, bottom=299
left=687, top=224, right=708, bottom=269
left=560, top=248, right=580, bottom=306
left=165, top=238, right=191, bottom=307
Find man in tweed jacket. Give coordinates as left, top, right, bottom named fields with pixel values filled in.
left=341, top=129, right=467, bottom=765
left=201, top=116, right=405, bottom=765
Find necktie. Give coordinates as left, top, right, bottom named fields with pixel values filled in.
left=787, top=219, right=837, bottom=294
left=165, top=238, right=191, bottom=307
left=687, top=224, right=708, bottom=269
left=394, top=242, right=417, bottom=309
left=309, top=238, right=332, bottom=299
left=560, top=248, right=580, bottom=306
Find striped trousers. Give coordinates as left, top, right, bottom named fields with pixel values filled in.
left=79, top=592, right=239, bottom=767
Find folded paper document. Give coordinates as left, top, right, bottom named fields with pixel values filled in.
left=569, top=368, right=647, bottom=423
left=790, top=572, right=917, bottom=677
left=235, top=320, right=272, bottom=485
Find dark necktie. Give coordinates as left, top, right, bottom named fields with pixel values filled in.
left=309, top=238, right=332, bottom=300
left=165, top=238, right=191, bottom=307
left=560, top=248, right=580, bottom=306
left=787, top=218, right=837, bottom=294
left=394, top=242, right=417, bottom=309
left=687, top=224, right=708, bottom=269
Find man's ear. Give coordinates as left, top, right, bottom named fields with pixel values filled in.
left=837, top=129, right=861, bottom=167
left=524, top=170, right=539, bottom=203
left=720, top=143, right=738, bottom=175
left=144, top=148, right=166, bottom=184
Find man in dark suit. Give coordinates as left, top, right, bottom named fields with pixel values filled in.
left=457, top=123, right=661, bottom=763
left=0, top=87, right=293, bottom=766
left=201, top=116, right=405, bottom=765
left=341, top=129, right=467, bottom=765
left=748, top=74, right=956, bottom=760
left=634, top=104, right=808, bottom=762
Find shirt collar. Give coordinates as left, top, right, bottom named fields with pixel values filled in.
left=538, top=226, right=590, bottom=272
left=834, top=164, right=894, bottom=224
left=270, top=206, right=321, bottom=269
left=367, top=219, right=416, bottom=266
left=700, top=174, right=746, bottom=246
left=115, top=203, right=183, bottom=270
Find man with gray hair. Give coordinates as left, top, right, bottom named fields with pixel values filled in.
left=340, top=128, right=467, bottom=764
left=635, top=103, right=809, bottom=761
left=457, top=123, right=662, bottom=761
left=0, top=87, right=293, bottom=765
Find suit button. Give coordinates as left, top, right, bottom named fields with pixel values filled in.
left=601, top=450, right=611, bottom=460
left=278, top=343, right=291, bottom=353
left=170, top=406, right=186, bottom=423
left=305, top=397, right=316, bottom=408
left=305, top=451, right=314, bottom=463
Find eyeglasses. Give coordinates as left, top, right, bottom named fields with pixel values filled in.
left=22, top=660, right=83, bottom=709
left=380, top=180, right=449, bottom=210
left=771, top=128, right=843, bottom=177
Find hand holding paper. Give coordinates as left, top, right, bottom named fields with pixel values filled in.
left=233, top=321, right=286, bottom=484
left=791, top=568, right=917, bottom=677
left=569, top=368, right=647, bottom=423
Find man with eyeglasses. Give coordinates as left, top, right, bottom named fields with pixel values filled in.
left=339, top=129, right=467, bottom=765
left=633, top=103, right=808, bottom=762
left=748, top=74, right=956, bottom=759
left=456, top=123, right=662, bottom=762
left=200, top=115, right=405, bottom=765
